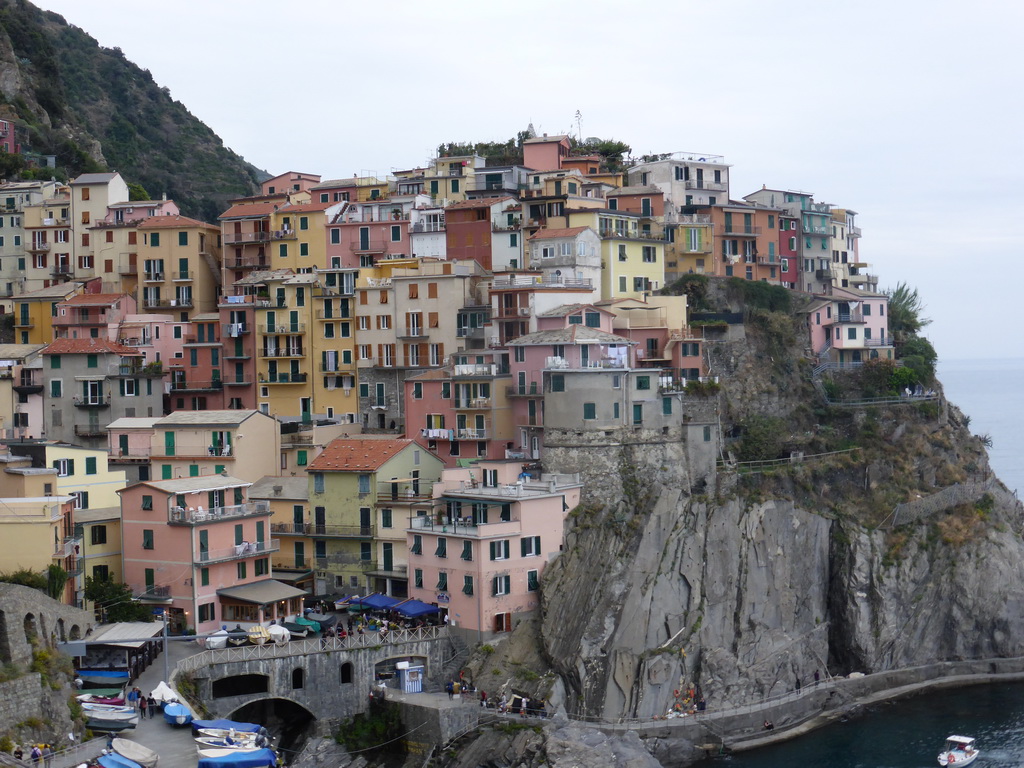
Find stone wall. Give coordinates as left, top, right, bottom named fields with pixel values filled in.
left=0, top=583, right=94, bottom=668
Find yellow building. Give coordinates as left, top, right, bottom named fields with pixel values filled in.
left=268, top=201, right=338, bottom=271
left=564, top=210, right=666, bottom=299
left=248, top=475, right=314, bottom=594
left=423, top=155, right=485, bottom=203
left=137, top=215, right=222, bottom=318
left=0, top=451, right=78, bottom=605
left=248, top=271, right=359, bottom=420
left=13, top=282, right=87, bottom=345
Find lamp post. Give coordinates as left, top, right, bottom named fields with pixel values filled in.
left=162, top=609, right=169, bottom=683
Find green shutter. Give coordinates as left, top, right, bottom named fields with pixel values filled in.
left=162, top=464, right=172, bottom=479
left=85, top=456, right=97, bottom=475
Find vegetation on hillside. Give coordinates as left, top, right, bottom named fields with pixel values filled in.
left=0, top=0, right=264, bottom=220
left=885, top=282, right=937, bottom=382
left=438, top=131, right=632, bottom=172
left=84, top=577, right=154, bottom=623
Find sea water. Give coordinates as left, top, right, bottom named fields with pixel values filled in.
left=709, top=682, right=1024, bottom=767
left=939, top=358, right=1023, bottom=496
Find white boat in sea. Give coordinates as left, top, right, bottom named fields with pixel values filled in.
left=938, top=735, right=979, bottom=766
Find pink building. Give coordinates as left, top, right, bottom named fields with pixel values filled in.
left=119, top=475, right=303, bottom=633
left=522, top=134, right=572, bottom=171
left=116, top=313, right=189, bottom=368
left=328, top=201, right=413, bottom=269
left=168, top=313, right=228, bottom=411
left=407, top=460, right=581, bottom=639
left=261, top=172, right=321, bottom=197
left=805, top=286, right=893, bottom=364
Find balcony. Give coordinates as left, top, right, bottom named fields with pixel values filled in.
left=802, top=224, right=829, bottom=235
left=597, top=227, right=665, bottom=241
left=453, top=428, right=488, bottom=440
left=807, top=202, right=832, bottom=213
left=131, top=584, right=172, bottom=600
left=120, top=336, right=151, bottom=347
left=271, top=522, right=375, bottom=538
left=195, top=539, right=281, bottom=565
left=352, top=238, right=386, bottom=254
left=13, top=317, right=33, bottom=328
left=835, top=310, right=865, bottom=324
left=506, top=383, right=541, bottom=397
left=271, top=229, right=297, bottom=240
left=491, top=274, right=593, bottom=290
left=408, top=513, right=520, bottom=537
left=454, top=397, right=492, bottom=410
left=74, top=424, right=106, bottom=438
left=54, top=310, right=112, bottom=326
left=73, top=394, right=110, bottom=408
left=261, top=323, right=306, bottom=334
left=674, top=214, right=712, bottom=225
left=411, top=221, right=445, bottom=233
left=223, top=323, right=250, bottom=338
left=684, top=179, right=727, bottom=191
left=849, top=225, right=862, bottom=237
left=723, top=226, right=762, bottom=236
left=223, top=231, right=271, bottom=245
left=260, top=372, right=308, bottom=384
left=143, top=298, right=193, bottom=309
left=223, top=378, right=251, bottom=387
left=169, top=379, right=224, bottom=392
left=168, top=500, right=271, bottom=525
left=172, top=271, right=194, bottom=281
left=377, top=480, right=432, bottom=501
left=28, top=241, right=51, bottom=253
left=51, top=264, right=73, bottom=278
left=117, top=263, right=138, bottom=276
left=13, top=377, right=43, bottom=395
left=260, top=347, right=305, bottom=358
left=453, top=363, right=498, bottom=377
left=318, top=362, right=353, bottom=373
left=143, top=271, right=165, bottom=282
left=398, top=326, right=427, bottom=340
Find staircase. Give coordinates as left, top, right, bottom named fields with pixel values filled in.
left=425, top=631, right=471, bottom=691
left=201, top=250, right=222, bottom=287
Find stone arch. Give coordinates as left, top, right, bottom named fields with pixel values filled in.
left=340, top=661, right=353, bottom=684
left=56, top=618, right=66, bottom=643
left=291, top=667, right=304, bottom=690
left=69, top=624, right=81, bottom=641
left=23, top=613, right=38, bottom=645
left=212, top=674, right=270, bottom=699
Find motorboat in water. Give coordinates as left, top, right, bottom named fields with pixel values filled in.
left=938, top=735, right=979, bottom=766
left=111, top=738, right=159, bottom=768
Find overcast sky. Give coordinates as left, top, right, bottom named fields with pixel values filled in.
left=31, top=0, right=1024, bottom=362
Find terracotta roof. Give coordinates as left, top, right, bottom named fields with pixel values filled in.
left=444, top=196, right=514, bottom=210
left=307, top=438, right=416, bottom=472
left=537, top=303, right=608, bottom=318
left=276, top=201, right=334, bottom=214
left=219, top=202, right=279, bottom=219
left=507, top=326, right=635, bottom=346
left=61, top=293, right=126, bottom=306
left=139, top=214, right=216, bottom=229
left=528, top=226, right=590, bottom=241
left=42, top=338, right=140, bottom=356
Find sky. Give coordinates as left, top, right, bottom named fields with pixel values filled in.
left=29, top=0, right=1024, bottom=361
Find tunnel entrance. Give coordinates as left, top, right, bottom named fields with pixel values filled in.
left=230, top=698, right=316, bottom=763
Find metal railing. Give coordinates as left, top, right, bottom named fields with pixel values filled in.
left=271, top=522, right=375, bottom=537
left=195, top=539, right=280, bottom=565
left=223, top=231, right=271, bottom=244
left=176, top=625, right=448, bottom=671
left=684, top=179, right=727, bottom=191
left=169, top=501, right=270, bottom=524
left=261, top=323, right=306, bottom=334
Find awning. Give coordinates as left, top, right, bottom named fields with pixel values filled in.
left=393, top=599, right=440, bottom=618
left=88, top=622, right=163, bottom=649
left=358, top=592, right=402, bottom=610
left=216, top=580, right=307, bottom=606
left=271, top=570, right=312, bottom=585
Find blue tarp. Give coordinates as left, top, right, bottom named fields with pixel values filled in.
left=394, top=599, right=440, bottom=618
left=191, top=718, right=262, bottom=734
left=99, top=754, right=142, bottom=768
left=197, top=748, right=277, bottom=768
left=358, top=593, right=401, bottom=610
left=162, top=702, right=192, bottom=725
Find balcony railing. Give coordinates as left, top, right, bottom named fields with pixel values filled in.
left=683, top=179, right=727, bottom=191
left=377, top=481, right=431, bottom=501
left=54, top=311, right=112, bottom=326
left=72, top=395, right=110, bottom=408
left=506, top=383, right=541, bottom=397
left=454, top=397, right=492, bottom=410
left=318, top=362, right=353, bottom=373
left=453, top=363, right=497, bottom=377
left=28, top=241, right=51, bottom=252
left=408, top=513, right=520, bottom=536
left=195, top=539, right=280, bottom=565
left=597, top=227, right=665, bottom=241
left=223, top=323, right=250, bottom=337
left=260, top=373, right=308, bottom=384
left=411, top=221, right=445, bottom=233
left=168, top=500, right=271, bottom=525
left=223, top=231, right=271, bottom=244
left=143, top=271, right=165, bottom=282
left=131, top=584, right=171, bottom=599
left=453, top=428, right=488, bottom=440
left=260, top=348, right=305, bottom=358
left=51, top=265, right=73, bottom=277
left=74, top=424, right=106, bottom=438
left=261, top=324, right=306, bottom=334
left=171, top=271, right=194, bottom=281
left=723, top=226, right=762, bottom=236
left=398, top=327, right=426, bottom=339
left=803, top=225, right=829, bottom=235
left=169, top=379, right=224, bottom=392
left=270, top=522, right=375, bottom=538
left=144, top=298, right=193, bottom=309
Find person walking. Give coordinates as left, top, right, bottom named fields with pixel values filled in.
left=147, top=694, right=156, bottom=717
left=41, top=745, right=53, bottom=768
left=445, top=680, right=454, bottom=700
left=29, top=745, right=41, bottom=765
left=13, top=745, right=22, bottom=762
left=139, top=694, right=148, bottom=719
left=127, top=687, right=139, bottom=711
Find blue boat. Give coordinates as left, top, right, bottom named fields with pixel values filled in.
left=98, top=754, right=143, bottom=768
left=196, top=748, right=277, bottom=768
left=163, top=702, right=192, bottom=726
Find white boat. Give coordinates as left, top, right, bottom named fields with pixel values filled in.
left=938, top=735, right=979, bottom=766
left=204, top=629, right=229, bottom=650
left=248, top=626, right=271, bottom=646
left=195, top=735, right=261, bottom=749
left=267, top=624, right=289, bottom=645
left=150, top=681, right=179, bottom=705
left=82, top=703, right=138, bottom=721
left=112, top=738, right=159, bottom=768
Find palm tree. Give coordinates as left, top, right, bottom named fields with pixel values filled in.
left=885, top=282, right=931, bottom=344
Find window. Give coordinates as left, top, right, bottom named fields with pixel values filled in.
left=142, top=529, right=154, bottom=550
left=636, top=376, right=651, bottom=391
left=461, top=540, right=473, bottom=561
left=492, top=574, right=511, bottom=596
left=527, top=569, right=539, bottom=592
left=313, top=473, right=325, bottom=494
left=92, top=564, right=109, bottom=581
left=360, top=542, right=372, bottom=561
left=50, top=380, right=62, bottom=398
left=256, top=558, right=269, bottom=576
left=663, top=397, right=673, bottom=415
left=521, top=536, right=541, bottom=557
left=358, top=474, right=370, bottom=495
left=550, top=374, right=564, bottom=392
left=414, top=568, right=423, bottom=588
left=583, top=402, right=596, bottom=420
left=87, top=354, right=98, bottom=369
left=90, top=525, right=107, bottom=545
left=411, top=535, right=422, bottom=555
left=618, top=244, right=627, bottom=262
left=200, top=568, right=209, bottom=586
left=85, top=456, right=97, bottom=475
left=848, top=327, right=856, bottom=340
left=413, top=382, right=422, bottom=399
left=236, top=561, right=247, bottom=579
left=703, top=425, right=712, bottom=442
left=435, top=537, right=447, bottom=558
left=489, top=540, right=510, bottom=560
left=437, top=572, right=448, bottom=591
left=53, top=458, right=74, bottom=477
left=296, top=450, right=307, bottom=466
left=462, top=575, right=474, bottom=595
left=381, top=508, right=392, bottom=528
left=391, top=225, right=401, bottom=242
left=642, top=246, right=656, bottom=263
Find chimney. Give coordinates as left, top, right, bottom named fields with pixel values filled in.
left=273, top=485, right=283, bottom=496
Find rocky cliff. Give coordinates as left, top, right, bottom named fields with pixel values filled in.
left=450, top=285, right=1024, bottom=766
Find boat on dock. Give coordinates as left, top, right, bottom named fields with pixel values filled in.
left=938, top=735, right=979, bottom=766
left=98, top=753, right=143, bottom=768
left=247, top=626, right=271, bottom=645
left=111, top=738, right=159, bottom=768
left=196, top=747, right=277, bottom=768
left=163, top=702, right=193, bottom=726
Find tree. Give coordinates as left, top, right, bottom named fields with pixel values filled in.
left=84, top=578, right=154, bottom=623
left=46, top=564, right=68, bottom=601
left=127, top=182, right=150, bottom=201
left=885, top=282, right=931, bottom=342
left=0, top=569, right=48, bottom=592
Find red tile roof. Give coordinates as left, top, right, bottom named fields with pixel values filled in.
left=61, top=293, right=126, bottom=306
left=276, top=201, right=334, bottom=214
left=528, top=226, right=590, bottom=240
left=307, top=438, right=417, bottom=472
left=219, top=202, right=280, bottom=219
left=42, top=338, right=140, bottom=356
left=139, top=214, right=216, bottom=229
left=444, top=196, right=514, bottom=209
